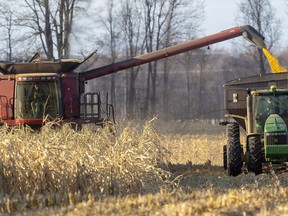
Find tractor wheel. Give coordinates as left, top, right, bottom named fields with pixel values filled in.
left=248, top=135, right=264, bottom=175
left=226, top=123, right=243, bottom=176
left=223, top=145, right=227, bottom=170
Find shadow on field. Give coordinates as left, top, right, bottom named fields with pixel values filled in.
left=159, top=161, right=288, bottom=191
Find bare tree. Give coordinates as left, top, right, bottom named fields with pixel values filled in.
left=100, top=0, right=121, bottom=107
left=0, top=4, right=16, bottom=61
left=19, top=0, right=79, bottom=59
left=161, top=0, right=180, bottom=118
left=119, top=0, right=143, bottom=119
left=162, top=0, right=204, bottom=118
left=140, top=0, right=204, bottom=117
left=236, top=0, right=282, bottom=74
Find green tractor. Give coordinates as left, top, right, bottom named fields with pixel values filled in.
left=223, top=73, right=288, bottom=176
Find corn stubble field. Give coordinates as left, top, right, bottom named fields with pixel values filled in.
left=0, top=120, right=288, bottom=215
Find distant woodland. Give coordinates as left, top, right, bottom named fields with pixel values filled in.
left=0, top=0, right=287, bottom=121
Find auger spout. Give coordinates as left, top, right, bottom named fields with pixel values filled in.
left=240, top=25, right=266, bottom=49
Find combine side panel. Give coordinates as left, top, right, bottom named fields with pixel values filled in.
left=61, top=74, right=80, bottom=118
left=224, top=87, right=247, bottom=128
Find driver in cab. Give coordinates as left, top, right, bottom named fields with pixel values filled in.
left=31, top=83, right=44, bottom=118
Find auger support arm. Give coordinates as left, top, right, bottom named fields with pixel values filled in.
left=80, top=25, right=265, bottom=80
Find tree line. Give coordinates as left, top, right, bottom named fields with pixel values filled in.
left=0, top=0, right=286, bottom=121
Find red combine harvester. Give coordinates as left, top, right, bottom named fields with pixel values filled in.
left=0, top=25, right=265, bottom=128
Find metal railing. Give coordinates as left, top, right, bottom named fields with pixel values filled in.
left=0, top=96, right=13, bottom=119
left=80, top=92, right=115, bottom=123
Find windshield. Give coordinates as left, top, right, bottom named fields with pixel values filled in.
left=254, top=94, right=288, bottom=133
left=15, top=81, right=62, bottom=119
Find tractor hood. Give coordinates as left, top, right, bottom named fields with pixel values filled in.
left=264, top=114, right=287, bottom=134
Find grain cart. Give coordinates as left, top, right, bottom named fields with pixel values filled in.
left=223, top=73, right=288, bottom=176
left=0, top=25, right=265, bottom=128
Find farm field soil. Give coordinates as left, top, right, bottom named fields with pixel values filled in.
left=2, top=120, right=288, bottom=215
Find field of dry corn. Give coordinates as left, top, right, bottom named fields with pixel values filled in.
left=1, top=119, right=288, bottom=215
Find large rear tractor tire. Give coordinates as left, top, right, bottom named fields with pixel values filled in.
left=226, top=123, right=243, bottom=176
left=248, top=135, right=264, bottom=175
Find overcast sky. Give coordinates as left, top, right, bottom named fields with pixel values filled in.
left=204, top=0, right=288, bottom=49
left=79, top=0, right=288, bottom=54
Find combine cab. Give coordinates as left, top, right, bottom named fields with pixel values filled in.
left=0, top=61, right=113, bottom=128
left=223, top=73, right=288, bottom=175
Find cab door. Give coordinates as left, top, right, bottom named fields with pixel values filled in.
left=61, top=74, right=80, bottom=118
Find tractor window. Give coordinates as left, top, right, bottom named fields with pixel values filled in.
left=255, top=95, right=288, bottom=133
left=15, top=81, right=62, bottom=119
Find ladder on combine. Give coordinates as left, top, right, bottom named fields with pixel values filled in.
left=80, top=92, right=115, bottom=126
left=0, top=95, right=13, bottom=121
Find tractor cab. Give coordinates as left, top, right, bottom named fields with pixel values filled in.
left=250, top=86, right=288, bottom=162
left=251, top=86, right=288, bottom=134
